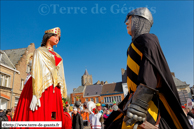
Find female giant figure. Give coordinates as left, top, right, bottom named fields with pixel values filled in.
left=13, top=27, right=67, bottom=127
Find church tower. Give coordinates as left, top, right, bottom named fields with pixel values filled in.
left=82, top=69, right=93, bottom=86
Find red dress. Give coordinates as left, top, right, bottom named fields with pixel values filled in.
left=63, top=112, right=72, bottom=129
left=13, top=50, right=65, bottom=127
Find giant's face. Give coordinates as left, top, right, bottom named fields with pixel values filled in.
left=48, top=34, right=60, bottom=46
left=125, top=16, right=132, bottom=36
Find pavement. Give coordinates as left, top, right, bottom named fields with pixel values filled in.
left=83, top=123, right=104, bottom=129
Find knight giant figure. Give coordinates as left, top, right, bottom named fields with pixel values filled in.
left=104, top=7, right=191, bottom=129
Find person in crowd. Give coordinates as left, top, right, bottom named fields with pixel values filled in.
left=90, top=108, right=103, bottom=129
left=69, top=106, right=73, bottom=117
left=187, top=106, right=194, bottom=119
left=113, top=101, right=116, bottom=106
left=80, top=104, right=83, bottom=111
left=81, top=102, right=90, bottom=126
left=192, top=108, right=194, bottom=114
left=0, top=109, right=6, bottom=128
left=183, top=106, right=194, bottom=129
left=72, top=107, right=83, bottom=129
left=65, top=101, right=70, bottom=109
left=96, top=103, right=103, bottom=115
left=74, top=101, right=81, bottom=114
left=63, top=108, right=72, bottom=129
left=5, top=109, right=12, bottom=121
left=103, top=110, right=110, bottom=122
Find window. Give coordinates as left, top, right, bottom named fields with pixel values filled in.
left=116, top=96, right=119, bottom=102
left=107, top=97, right=109, bottom=103
left=86, top=98, right=88, bottom=102
left=15, top=97, right=19, bottom=107
left=0, top=73, right=10, bottom=87
left=0, top=98, right=8, bottom=110
left=20, top=79, right=24, bottom=90
left=0, top=74, right=5, bottom=86
left=104, top=97, right=106, bottom=103
left=109, top=97, right=112, bottom=103
left=91, top=98, right=94, bottom=102
left=115, top=96, right=117, bottom=102
left=96, top=92, right=98, bottom=94
left=96, top=97, right=99, bottom=103
left=5, top=76, right=10, bottom=87
left=119, top=96, right=121, bottom=102
left=114, top=96, right=116, bottom=102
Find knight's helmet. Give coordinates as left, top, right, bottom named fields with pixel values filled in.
left=124, top=7, right=153, bottom=41
left=124, top=7, right=153, bottom=26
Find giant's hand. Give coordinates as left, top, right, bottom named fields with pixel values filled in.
left=124, top=85, right=156, bottom=126
left=30, top=95, right=41, bottom=111
left=124, top=103, right=147, bottom=126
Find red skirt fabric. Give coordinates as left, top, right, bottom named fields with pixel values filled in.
left=13, top=76, right=65, bottom=127
left=63, top=112, right=72, bottom=129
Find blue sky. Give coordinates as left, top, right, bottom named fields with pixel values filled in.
left=1, top=1, right=193, bottom=95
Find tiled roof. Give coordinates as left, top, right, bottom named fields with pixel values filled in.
left=3, top=48, right=27, bottom=66
left=73, top=86, right=85, bottom=93
left=84, top=84, right=102, bottom=97
left=172, top=76, right=189, bottom=87
left=0, top=50, right=15, bottom=68
left=101, top=82, right=123, bottom=95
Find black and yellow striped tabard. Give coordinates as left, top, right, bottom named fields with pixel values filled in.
left=120, top=42, right=159, bottom=129
left=105, top=33, right=191, bottom=129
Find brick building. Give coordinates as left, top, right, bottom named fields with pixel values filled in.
left=0, top=43, right=35, bottom=109
left=171, top=73, right=191, bottom=105
left=100, top=82, right=124, bottom=105
left=83, top=84, right=102, bottom=103
left=71, top=69, right=124, bottom=106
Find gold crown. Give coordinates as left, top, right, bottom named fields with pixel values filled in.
left=45, top=27, right=61, bottom=37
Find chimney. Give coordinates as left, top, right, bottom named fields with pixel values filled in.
left=171, top=72, right=175, bottom=77
left=121, top=68, right=125, bottom=75
left=73, top=88, right=76, bottom=91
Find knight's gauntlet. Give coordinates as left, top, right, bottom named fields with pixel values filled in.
left=124, top=84, right=155, bottom=126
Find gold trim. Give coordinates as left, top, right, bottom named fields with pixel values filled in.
left=159, top=93, right=182, bottom=129
left=131, top=43, right=143, bottom=59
